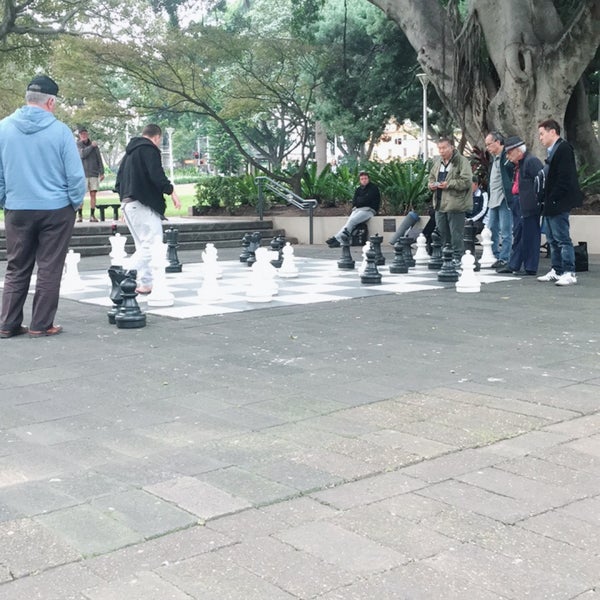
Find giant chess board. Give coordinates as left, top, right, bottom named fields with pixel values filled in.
left=52, top=257, right=515, bottom=320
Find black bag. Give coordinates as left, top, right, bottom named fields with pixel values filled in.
left=351, top=222, right=369, bottom=246
left=574, top=241, right=588, bottom=272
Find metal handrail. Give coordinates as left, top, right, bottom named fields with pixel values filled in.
left=255, top=176, right=318, bottom=244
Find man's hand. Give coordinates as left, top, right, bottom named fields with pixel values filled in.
left=172, top=191, right=182, bottom=210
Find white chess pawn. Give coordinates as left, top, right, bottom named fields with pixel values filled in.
left=456, top=250, right=481, bottom=293
left=147, top=241, right=175, bottom=307
left=413, top=233, right=429, bottom=265
left=61, top=249, right=84, bottom=292
left=479, top=226, right=495, bottom=268
left=278, top=242, right=299, bottom=278
left=109, top=233, right=128, bottom=264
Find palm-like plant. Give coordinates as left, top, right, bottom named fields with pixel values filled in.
left=369, top=160, right=431, bottom=214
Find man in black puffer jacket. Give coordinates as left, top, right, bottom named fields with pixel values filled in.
left=114, top=124, right=181, bottom=294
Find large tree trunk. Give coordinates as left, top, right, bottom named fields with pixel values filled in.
left=368, top=0, right=600, bottom=165
left=565, top=79, right=600, bottom=171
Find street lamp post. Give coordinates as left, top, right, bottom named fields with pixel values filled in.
left=416, top=73, right=430, bottom=161
left=166, top=127, right=175, bottom=182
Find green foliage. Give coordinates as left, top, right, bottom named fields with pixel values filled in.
left=579, top=166, right=600, bottom=194
left=195, top=175, right=254, bottom=215
left=299, top=163, right=355, bottom=207
left=368, top=160, right=431, bottom=214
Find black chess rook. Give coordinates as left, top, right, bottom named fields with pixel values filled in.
left=370, top=234, right=385, bottom=266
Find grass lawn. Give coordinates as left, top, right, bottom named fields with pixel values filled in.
left=0, top=183, right=198, bottom=221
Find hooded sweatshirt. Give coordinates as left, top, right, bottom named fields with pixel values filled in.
left=0, top=105, right=86, bottom=210
left=114, top=136, right=174, bottom=217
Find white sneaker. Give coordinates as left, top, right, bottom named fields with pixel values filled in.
left=537, top=268, right=559, bottom=282
left=555, top=272, right=577, bottom=286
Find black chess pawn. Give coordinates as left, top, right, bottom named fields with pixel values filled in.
left=462, top=219, right=480, bottom=271
left=337, top=240, right=355, bottom=270
left=399, top=237, right=416, bottom=268
left=164, top=227, right=183, bottom=273
left=270, top=235, right=285, bottom=268
left=438, top=245, right=459, bottom=283
left=246, top=231, right=262, bottom=267
left=107, top=265, right=126, bottom=324
left=428, top=230, right=443, bottom=270
left=370, top=234, right=385, bottom=266
left=360, top=245, right=382, bottom=284
left=239, top=233, right=252, bottom=263
left=389, top=240, right=408, bottom=274
left=115, top=270, right=146, bottom=329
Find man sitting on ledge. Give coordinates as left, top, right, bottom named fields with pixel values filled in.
left=326, top=171, right=381, bottom=247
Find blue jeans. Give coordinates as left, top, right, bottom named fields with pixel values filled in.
left=486, top=197, right=513, bottom=262
left=543, top=213, right=575, bottom=274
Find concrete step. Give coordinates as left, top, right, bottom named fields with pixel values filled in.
left=0, top=218, right=294, bottom=259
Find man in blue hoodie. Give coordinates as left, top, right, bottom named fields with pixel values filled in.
left=114, top=124, right=180, bottom=294
left=0, top=75, right=86, bottom=338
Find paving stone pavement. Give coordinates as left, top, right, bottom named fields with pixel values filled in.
left=0, top=245, right=599, bottom=599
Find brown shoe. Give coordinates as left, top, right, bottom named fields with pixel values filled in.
left=0, top=325, right=28, bottom=339
left=76, top=217, right=83, bottom=223
left=29, top=325, right=63, bottom=338
left=89, top=216, right=99, bottom=223
left=135, top=286, right=152, bottom=295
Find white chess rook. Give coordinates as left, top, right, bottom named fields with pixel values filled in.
left=456, top=250, right=481, bottom=293
left=479, top=227, right=495, bottom=268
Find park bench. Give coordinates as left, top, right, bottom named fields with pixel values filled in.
left=95, top=203, right=121, bottom=222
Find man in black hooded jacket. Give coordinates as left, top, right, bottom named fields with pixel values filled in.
left=115, top=124, right=180, bottom=294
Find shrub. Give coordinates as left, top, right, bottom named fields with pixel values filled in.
left=195, top=176, right=245, bottom=215
left=369, top=160, right=431, bottom=214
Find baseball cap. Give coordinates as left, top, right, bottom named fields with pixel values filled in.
left=26, top=75, right=59, bottom=96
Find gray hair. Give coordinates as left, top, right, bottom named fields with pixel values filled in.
left=25, top=90, right=54, bottom=105
left=516, top=144, right=527, bottom=154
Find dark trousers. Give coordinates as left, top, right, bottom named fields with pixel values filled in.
left=435, top=210, right=465, bottom=260
left=508, top=198, right=541, bottom=273
left=1, top=206, right=76, bottom=331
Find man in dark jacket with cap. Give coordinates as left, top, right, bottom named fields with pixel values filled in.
left=536, top=119, right=583, bottom=287
left=114, top=124, right=180, bottom=294
left=498, top=135, right=543, bottom=276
